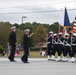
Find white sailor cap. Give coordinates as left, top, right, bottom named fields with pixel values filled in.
left=49, top=31, right=53, bottom=34
left=65, top=33, right=69, bottom=36
left=72, top=33, right=76, bottom=36
left=24, top=29, right=30, bottom=32
left=59, top=32, right=62, bottom=35
left=11, top=26, right=16, bottom=30
left=54, top=33, right=57, bottom=36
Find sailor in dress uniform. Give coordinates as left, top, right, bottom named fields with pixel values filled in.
left=52, top=33, right=58, bottom=61
left=56, top=32, right=64, bottom=61
left=62, top=33, right=71, bottom=62
left=47, top=31, right=53, bottom=60
left=71, top=33, right=76, bottom=63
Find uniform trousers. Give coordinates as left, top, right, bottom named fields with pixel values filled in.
left=71, top=45, right=76, bottom=57
left=21, top=46, right=29, bottom=62
left=63, top=46, right=72, bottom=57
left=47, top=44, right=52, bottom=56
left=8, top=44, right=16, bottom=61
left=58, top=44, right=64, bottom=56
left=52, top=44, right=58, bottom=56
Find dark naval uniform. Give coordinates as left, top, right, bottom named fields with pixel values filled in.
left=21, top=34, right=30, bottom=63
left=47, top=36, right=53, bottom=56
left=52, top=35, right=58, bottom=56
left=8, top=31, right=17, bottom=61
left=63, top=36, right=71, bottom=57
left=58, top=35, right=64, bottom=56
left=71, top=36, right=76, bottom=57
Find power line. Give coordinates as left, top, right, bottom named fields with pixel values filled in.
left=0, top=8, right=76, bottom=15
left=0, top=0, right=76, bottom=9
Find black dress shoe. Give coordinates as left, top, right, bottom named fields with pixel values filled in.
left=10, top=60, right=16, bottom=62
left=22, top=60, right=29, bottom=63
left=21, top=58, right=29, bottom=63
left=24, top=61, right=30, bottom=63
left=21, top=58, right=24, bottom=62
left=8, top=57, right=12, bottom=61
left=21, top=58, right=23, bottom=61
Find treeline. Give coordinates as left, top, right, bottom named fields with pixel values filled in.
left=0, top=21, right=74, bottom=47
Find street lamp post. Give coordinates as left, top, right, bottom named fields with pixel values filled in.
left=22, top=16, right=27, bottom=30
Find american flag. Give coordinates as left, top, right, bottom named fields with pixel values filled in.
left=72, top=16, right=76, bottom=32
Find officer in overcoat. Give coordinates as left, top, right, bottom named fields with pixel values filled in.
left=8, top=26, right=17, bottom=62
left=21, top=29, right=31, bottom=63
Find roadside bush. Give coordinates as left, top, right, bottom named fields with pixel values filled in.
left=0, top=46, right=5, bottom=51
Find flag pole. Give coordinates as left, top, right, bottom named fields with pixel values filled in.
left=58, top=8, right=64, bottom=37
left=59, top=7, right=71, bottom=37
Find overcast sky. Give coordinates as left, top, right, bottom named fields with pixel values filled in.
left=0, top=0, right=76, bottom=24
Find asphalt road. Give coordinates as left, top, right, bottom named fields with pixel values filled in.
left=0, top=58, right=76, bottom=75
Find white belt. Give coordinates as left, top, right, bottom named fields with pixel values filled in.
left=72, top=44, right=76, bottom=45
left=64, top=44, right=70, bottom=46
left=59, top=43, right=63, bottom=44
left=47, top=42, right=50, bottom=44
left=53, top=43, right=58, bottom=44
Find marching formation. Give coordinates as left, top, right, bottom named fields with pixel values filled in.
left=7, top=26, right=76, bottom=63
left=47, top=31, right=76, bottom=63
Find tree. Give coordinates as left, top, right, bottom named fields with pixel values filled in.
left=48, top=22, right=63, bottom=33
left=0, top=22, right=11, bottom=45
left=32, top=25, right=47, bottom=48
left=16, top=28, right=23, bottom=43
left=13, top=23, right=20, bottom=29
